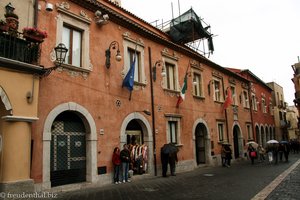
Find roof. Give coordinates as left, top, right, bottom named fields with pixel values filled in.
left=226, top=68, right=273, bottom=91
left=70, top=0, right=248, bottom=82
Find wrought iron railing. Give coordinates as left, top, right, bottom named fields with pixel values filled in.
left=0, top=32, right=41, bottom=65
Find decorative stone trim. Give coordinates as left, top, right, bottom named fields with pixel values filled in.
left=56, top=2, right=70, bottom=10
left=2, top=115, right=38, bottom=122
left=0, top=86, right=13, bottom=114
left=161, top=48, right=179, bottom=61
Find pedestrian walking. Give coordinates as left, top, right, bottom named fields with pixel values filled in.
left=168, top=147, right=178, bottom=176
left=221, top=145, right=227, bottom=167
left=283, top=143, right=290, bottom=162
left=224, top=144, right=232, bottom=167
left=248, top=144, right=256, bottom=165
left=120, top=144, right=131, bottom=183
left=257, top=145, right=265, bottom=162
left=278, top=143, right=284, bottom=162
left=112, top=147, right=121, bottom=184
left=160, top=146, right=169, bottom=177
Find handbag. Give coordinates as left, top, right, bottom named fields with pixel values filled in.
left=250, top=151, right=256, bottom=157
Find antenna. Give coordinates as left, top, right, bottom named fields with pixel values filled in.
left=178, top=0, right=181, bottom=17
left=171, top=2, right=174, bottom=19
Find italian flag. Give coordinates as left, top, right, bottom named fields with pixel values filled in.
left=176, top=74, right=188, bottom=108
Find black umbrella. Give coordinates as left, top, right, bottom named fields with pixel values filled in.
left=161, top=143, right=178, bottom=154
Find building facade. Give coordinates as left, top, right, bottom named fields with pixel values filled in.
left=286, top=106, right=300, bottom=140
left=267, top=82, right=288, bottom=141
left=0, top=0, right=257, bottom=193
left=228, top=69, right=275, bottom=147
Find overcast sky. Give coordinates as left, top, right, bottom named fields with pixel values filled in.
left=121, top=0, right=300, bottom=105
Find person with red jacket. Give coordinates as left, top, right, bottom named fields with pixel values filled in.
left=112, top=147, right=121, bottom=184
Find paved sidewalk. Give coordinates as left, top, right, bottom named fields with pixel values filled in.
left=265, top=159, right=300, bottom=200
left=51, top=154, right=300, bottom=200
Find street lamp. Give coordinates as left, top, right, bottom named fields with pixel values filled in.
left=105, top=41, right=122, bottom=69
left=152, top=60, right=166, bottom=82
left=42, top=43, right=68, bottom=77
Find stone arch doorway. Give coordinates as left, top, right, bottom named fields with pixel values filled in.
left=43, top=102, right=97, bottom=189
left=120, top=112, right=153, bottom=175
left=50, top=111, right=87, bottom=187
left=233, top=125, right=241, bottom=159
left=195, top=123, right=207, bottom=165
left=261, top=126, right=265, bottom=147
left=255, top=125, right=260, bottom=144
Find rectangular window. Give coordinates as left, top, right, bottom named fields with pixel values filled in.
left=168, top=121, right=178, bottom=144
left=243, top=90, right=249, bottom=108
left=247, top=124, right=253, bottom=139
left=62, top=25, right=82, bottom=67
left=193, top=73, right=203, bottom=97
left=217, top=122, right=224, bottom=142
left=262, top=98, right=266, bottom=113
left=166, top=62, right=176, bottom=90
left=214, top=80, right=221, bottom=101
left=231, top=86, right=236, bottom=105
left=127, top=48, right=141, bottom=83
left=251, top=94, right=257, bottom=111
left=269, top=102, right=273, bottom=115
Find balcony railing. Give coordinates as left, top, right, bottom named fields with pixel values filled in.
left=0, top=32, right=41, bottom=65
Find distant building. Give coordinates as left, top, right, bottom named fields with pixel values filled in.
left=267, top=82, right=288, bottom=141
left=292, top=60, right=300, bottom=140
left=286, top=106, right=300, bottom=140
left=227, top=69, right=275, bottom=147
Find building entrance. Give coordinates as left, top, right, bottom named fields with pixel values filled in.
left=195, top=123, right=207, bottom=164
left=50, top=111, right=86, bottom=187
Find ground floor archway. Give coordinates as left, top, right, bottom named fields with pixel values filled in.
left=42, top=102, right=97, bottom=189
left=195, top=123, right=207, bottom=165
left=120, top=112, right=153, bottom=175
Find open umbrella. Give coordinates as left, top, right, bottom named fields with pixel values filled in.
left=161, top=143, right=178, bottom=154
left=279, top=141, right=289, bottom=144
left=246, top=141, right=258, bottom=148
left=267, top=139, right=279, bottom=144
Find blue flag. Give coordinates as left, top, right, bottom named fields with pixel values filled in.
left=122, top=53, right=136, bottom=91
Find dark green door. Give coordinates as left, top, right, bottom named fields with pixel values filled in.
left=195, top=124, right=206, bottom=164
left=50, top=112, right=86, bottom=187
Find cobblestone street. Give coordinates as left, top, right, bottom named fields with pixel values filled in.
left=50, top=154, right=300, bottom=200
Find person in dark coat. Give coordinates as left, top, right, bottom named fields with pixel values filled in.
left=224, top=145, right=232, bottom=167
left=161, top=146, right=169, bottom=177
left=120, top=144, right=131, bottom=183
left=248, top=144, right=256, bottom=165
left=283, top=143, right=290, bottom=162
left=169, top=150, right=178, bottom=176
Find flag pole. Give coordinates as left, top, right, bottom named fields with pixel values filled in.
left=128, top=42, right=138, bottom=101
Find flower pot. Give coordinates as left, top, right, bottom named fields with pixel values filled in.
left=0, top=24, right=9, bottom=32
left=23, top=32, right=44, bottom=43
left=5, top=17, right=19, bottom=31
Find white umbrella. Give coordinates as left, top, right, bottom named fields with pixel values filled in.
left=267, top=139, right=279, bottom=144
left=246, top=141, right=258, bottom=148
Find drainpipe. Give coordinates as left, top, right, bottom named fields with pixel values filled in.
left=33, top=0, right=38, bottom=28
left=148, top=47, right=157, bottom=176
left=221, top=77, right=230, bottom=142
left=248, top=81, right=255, bottom=142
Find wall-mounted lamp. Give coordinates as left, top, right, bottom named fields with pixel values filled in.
left=5, top=2, right=15, bottom=14
left=95, top=10, right=109, bottom=26
left=45, top=2, right=54, bottom=12
left=137, top=110, right=151, bottom=116
left=42, top=43, right=68, bottom=77
left=152, top=60, right=166, bottom=82
left=105, top=41, right=122, bottom=69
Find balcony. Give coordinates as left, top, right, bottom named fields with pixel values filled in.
left=0, top=32, right=41, bottom=65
